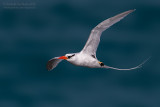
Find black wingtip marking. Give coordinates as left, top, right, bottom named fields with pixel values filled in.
left=91, top=55, right=96, bottom=58
left=46, top=60, right=53, bottom=71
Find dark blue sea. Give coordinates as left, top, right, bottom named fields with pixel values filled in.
left=0, top=0, right=160, bottom=107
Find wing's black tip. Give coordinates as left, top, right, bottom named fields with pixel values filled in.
left=46, top=60, right=53, bottom=71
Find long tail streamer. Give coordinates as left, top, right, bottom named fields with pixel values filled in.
left=104, top=57, right=151, bottom=70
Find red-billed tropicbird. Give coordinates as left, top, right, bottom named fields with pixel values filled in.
left=47, top=9, right=149, bottom=71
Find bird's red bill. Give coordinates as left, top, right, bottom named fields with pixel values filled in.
left=58, top=56, right=68, bottom=60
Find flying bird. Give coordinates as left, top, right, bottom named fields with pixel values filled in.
left=47, top=9, right=149, bottom=71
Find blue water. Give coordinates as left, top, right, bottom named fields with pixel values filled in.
left=0, top=0, right=160, bottom=107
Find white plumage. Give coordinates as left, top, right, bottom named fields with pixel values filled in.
left=47, top=9, right=149, bottom=71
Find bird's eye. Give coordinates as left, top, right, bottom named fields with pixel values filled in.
left=67, top=54, right=75, bottom=59
left=68, top=56, right=71, bottom=59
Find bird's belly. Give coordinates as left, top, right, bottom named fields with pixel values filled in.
left=69, top=57, right=100, bottom=68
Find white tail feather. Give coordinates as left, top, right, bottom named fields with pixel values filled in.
left=104, top=57, right=151, bottom=70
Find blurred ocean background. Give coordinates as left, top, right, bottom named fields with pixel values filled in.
left=0, top=0, right=160, bottom=107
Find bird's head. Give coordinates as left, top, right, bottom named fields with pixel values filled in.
left=58, top=53, right=76, bottom=61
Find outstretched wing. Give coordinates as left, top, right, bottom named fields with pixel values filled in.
left=47, top=57, right=63, bottom=71
left=81, top=9, right=135, bottom=55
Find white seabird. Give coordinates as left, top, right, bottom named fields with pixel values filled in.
left=47, top=9, right=149, bottom=71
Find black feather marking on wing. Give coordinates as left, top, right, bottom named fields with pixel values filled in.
left=47, top=59, right=54, bottom=71
left=91, top=55, right=96, bottom=58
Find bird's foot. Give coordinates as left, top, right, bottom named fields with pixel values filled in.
left=98, top=61, right=104, bottom=66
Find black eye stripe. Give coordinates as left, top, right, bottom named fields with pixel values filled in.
left=72, top=54, right=75, bottom=56
left=68, top=54, right=75, bottom=59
